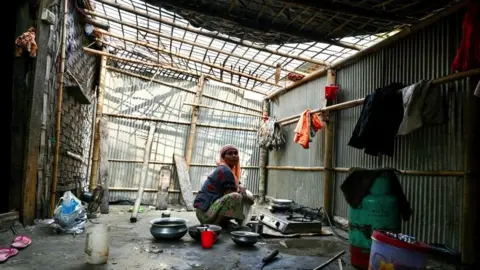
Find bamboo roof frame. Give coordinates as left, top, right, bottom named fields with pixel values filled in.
left=87, top=0, right=464, bottom=95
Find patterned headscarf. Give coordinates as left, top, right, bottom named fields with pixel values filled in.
left=216, top=145, right=241, bottom=188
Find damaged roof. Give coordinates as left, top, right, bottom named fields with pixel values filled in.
left=88, top=0, right=464, bottom=96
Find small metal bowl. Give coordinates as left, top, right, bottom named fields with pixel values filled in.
left=231, top=231, right=259, bottom=247
left=188, top=224, right=222, bottom=241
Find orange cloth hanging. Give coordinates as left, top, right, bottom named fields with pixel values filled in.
left=294, top=110, right=311, bottom=149
left=294, top=110, right=324, bottom=149
left=311, top=113, right=323, bottom=132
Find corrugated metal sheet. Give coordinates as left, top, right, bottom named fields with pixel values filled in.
left=331, top=12, right=465, bottom=249
left=270, top=76, right=328, bottom=119
left=266, top=76, right=328, bottom=206
left=268, top=11, right=466, bottom=249
left=103, top=72, right=262, bottom=204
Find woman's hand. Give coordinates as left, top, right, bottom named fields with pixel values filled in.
left=238, top=185, right=246, bottom=195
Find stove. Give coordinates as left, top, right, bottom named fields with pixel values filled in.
left=258, top=204, right=324, bottom=234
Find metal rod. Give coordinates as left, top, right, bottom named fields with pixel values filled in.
left=312, top=250, right=346, bottom=270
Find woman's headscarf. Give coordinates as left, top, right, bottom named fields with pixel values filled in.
left=216, top=144, right=241, bottom=188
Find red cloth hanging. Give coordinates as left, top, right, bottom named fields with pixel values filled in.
left=451, top=0, right=480, bottom=72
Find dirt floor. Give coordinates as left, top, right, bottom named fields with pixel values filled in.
left=0, top=205, right=355, bottom=270
left=0, top=205, right=455, bottom=270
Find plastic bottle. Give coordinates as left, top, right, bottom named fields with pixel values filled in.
left=85, top=224, right=110, bottom=264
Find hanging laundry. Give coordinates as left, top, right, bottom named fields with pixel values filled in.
left=15, top=27, right=37, bottom=57
left=294, top=110, right=323, bottom=149
left=475, top=81, right=480, bottom=97
left=257, top=117, right=286, bottom=150
left=397, top=80, right=446, bottom=135
left=348, top=83, right=404, bottom=157
left=451, top=0, right=480, bottom=72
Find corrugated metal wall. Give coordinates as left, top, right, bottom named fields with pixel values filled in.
left=267, top=11, right=466, bottom=249
left=267, top=76, right=328, bottom=206
left=103, top=71, right=262, bottom=205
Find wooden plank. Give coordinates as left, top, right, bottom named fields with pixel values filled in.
left=156, top=166, right=171, bottom=210
left=0, top=211, right=20, bottom=230
left=173, top=155, right=195, bottom=211
left=130, top=124, right=156, bottom=222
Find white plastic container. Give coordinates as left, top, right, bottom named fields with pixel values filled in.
left=85, top=224, right=110, bottom=264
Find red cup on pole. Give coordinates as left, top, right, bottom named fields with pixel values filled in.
left=201, top=230, right=215, bottom=249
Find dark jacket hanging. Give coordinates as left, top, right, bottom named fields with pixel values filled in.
left=348, top=83, right=404, bottom=157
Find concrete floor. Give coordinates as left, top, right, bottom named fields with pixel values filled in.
left=0, top=205, right=353, bottom=270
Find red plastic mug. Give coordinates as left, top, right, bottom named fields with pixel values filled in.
left=201, top=230, right=215, bottom=249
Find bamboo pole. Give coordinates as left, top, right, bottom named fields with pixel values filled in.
left=266, top=166, right=465, bottom=176
left=83, top=47, right=270, bottom=94
left=323, top=69, right=336, bottom=218
left=49, top=0, right=69, bottom=216
left=82, top=12, right=301, bottom=74
left=265, top=0, right=470, bottom=100
left=106, top=66, right=263, bottom=113
left=266, top=166, right=326, bottom=171
left=182, top=102, right=263, bottom=117
left=258, top=100, right=270, bottom=203
left=277, top=68, right=480, bottom=126
left=103, top=112, right=191, bottom=125
left=108, top=159, right=174, bottom=165
left=107, top=159, right=259, bottom=168
left=130, top=123, right=156, bottom=223
left=93, top=0, right=329, bottom=65
left=185, top=76, right=205, bottom=168
left=89, top=54, right=107, bottom=191
left=104, top=112, right=257, bottom=131
left=460, top=76, right=478, bottom=263
left=96, top=29, right=280, bottom=88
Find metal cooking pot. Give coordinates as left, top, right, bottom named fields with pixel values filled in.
left=231, top=231, right=259, bottom=247
left=149, top=217, right=188, bottom=240
left=188, top=224, right=222, bottom=241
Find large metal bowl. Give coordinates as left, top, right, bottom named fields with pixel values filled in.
left=150, top=217, right=188, bottom=240
left=188, top=224, right=222, bottom=241
left=231, top=231, right=259, bottom=247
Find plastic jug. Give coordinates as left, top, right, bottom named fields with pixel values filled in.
left=61, top=191, right=78, bottom=215
left=85, top=224, right=110, bottom=264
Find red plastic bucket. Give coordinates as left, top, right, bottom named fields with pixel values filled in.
left=325, top=85, right=339, bottom=100
left=201, top=230, right=216, bottom=249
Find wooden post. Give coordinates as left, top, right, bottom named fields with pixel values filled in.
left=258, top=100, right=270, bottom=203
left=185, top=75, right=205, bottom=168
left=49, top=0, right=69, bottom=217
left=156, top=166, right=171, bottom=210
left=461, top=75, right=478, bottom=263
left=89, top=54, right=107, bottom=191
left=130, top=124, right=156, bottom=222
left=323, top=69, right=336, bottom=218
left=22, top=0, right=53, bottom=223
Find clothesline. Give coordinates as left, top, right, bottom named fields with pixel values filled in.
left=277, top=68, right=480, bottom=126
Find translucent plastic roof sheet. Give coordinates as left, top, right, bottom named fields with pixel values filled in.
left=92, top=0, right=398, bottom=94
